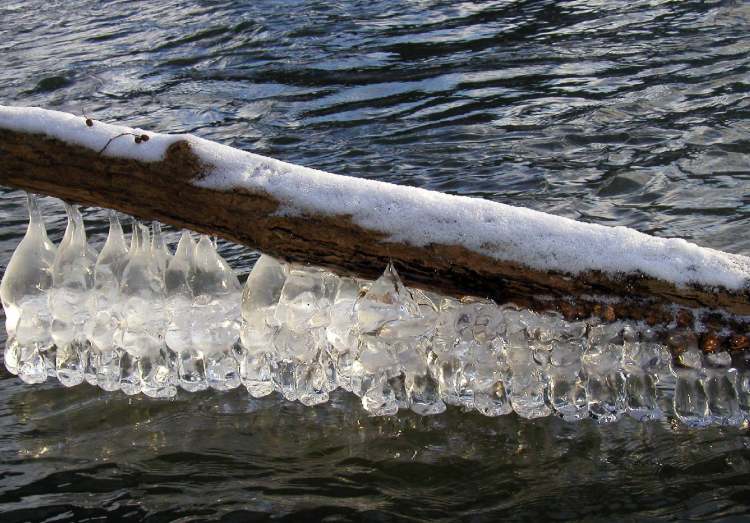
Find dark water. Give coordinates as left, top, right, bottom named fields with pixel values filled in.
left=2, top=0, right=750, bottom=520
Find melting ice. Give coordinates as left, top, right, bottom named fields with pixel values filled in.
left=2, top=194, right=750, bottom=428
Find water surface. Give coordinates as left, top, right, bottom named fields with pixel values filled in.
left=1, top=0, right=750, bottom=520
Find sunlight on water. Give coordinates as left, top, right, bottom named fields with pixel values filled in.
left=1, top=0, right=750, bottom=520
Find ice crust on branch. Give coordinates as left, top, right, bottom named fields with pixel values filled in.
left=2, top=105, right=750, bottom=292
left=2, top=195, right=750, bottom=427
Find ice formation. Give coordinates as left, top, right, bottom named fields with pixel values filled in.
left=1, top=193, right=56, bottom=383
left=2, top=194, right=750, bottom=428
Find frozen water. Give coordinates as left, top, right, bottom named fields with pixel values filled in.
left=238, top=254, right=287, bottom=397
left=83, top=210, right=129, bottom=387
left=548, top=340, right=588, bottom=422
left=164, top=232, right=243, bottom=393
left=165, top=231, right=195, bottom=354
left=116, top=222, right=169, bottom=395
left=49, top=203, right=96, bottom=387
left=582, top=327, right=625, bottom=424
left=269, top=265, right=337, bottom=405
left=2, top=196, right=749, bottom=428
left=501, top=327, right=552, bottom=420
left=164, top=231, right=204, bottom=391
left=190, top=235, right=242, bottom=390
left=355, top=262, right=426, bottom=340
left=150, top=221, right=171, bottom=277
left=1, top=194, right=56, bottom=381
left=351, top=266, right=445, bottom=415
left=620, top=330, right=664, bottom=422
left=274, top=266, right=336, bottom=331
left=0, top=194, right=56, bottom=338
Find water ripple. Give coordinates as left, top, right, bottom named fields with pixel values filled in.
left=2, top=0, right=750, bottom=519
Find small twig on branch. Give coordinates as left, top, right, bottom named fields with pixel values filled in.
left=97, top=131, right=151, bottom=154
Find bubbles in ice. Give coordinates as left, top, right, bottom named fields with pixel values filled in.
left=0, top=193, right=56, bottom=381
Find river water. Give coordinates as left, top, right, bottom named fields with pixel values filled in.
left=1, top=0, right=750, bottom=520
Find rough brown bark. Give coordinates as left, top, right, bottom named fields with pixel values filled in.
left=0, top=127, right=749, bottom=332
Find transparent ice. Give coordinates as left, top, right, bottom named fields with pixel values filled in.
left=48, top=203, right=97, bottom=387
left=2, top=197, right=750, bottom=428
left=191, top=235, right=242, bottom=391
left=271, top=265, right=337, bottom=405
left=85, top=210, right=129, bottom=389
left=115, top=222, right=172, bottom=396
left=0, top=194, right=56, bottom=382
left=239, top=254, right=287, bottom=398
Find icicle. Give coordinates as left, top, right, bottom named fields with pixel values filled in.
left=116, top=220, right=171, bottom=397
left=351, top=263, right=444, bottom=415
left=325, top=277, right=360, bottom=393
left=132, top=222, right=175, bottom=398
left=672, top=346, right=709, bottom=427
left=238, top=254, right=288, bottom=398
left=0, top=193, right=56, bottom=382
left=355, top=262, right=424, bottom=339
left=620, top=327, right=665, bottom=422
left=151, top=221, right=171, bottom=279
left=95, top=210, right=129, bottom=288
left=129, top=218, right=141, bottom=252
left=191, top=235, right=241, bottom=298
left=165, top=230, right=194, bottom=300
left=702, top=351, right=743, bottom=426
left=85, top=210, right=129, bottom=390
left=270, top=263, right=337, bottom=406
left=190, top=235, right=242, bottom=391
left=165, top=230, right=206, bottom=392
left=48, top=203, right=96, bottom=387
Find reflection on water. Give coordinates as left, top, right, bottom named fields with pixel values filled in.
left=1, top=0, right=750, bottom=520
left=3, top=382, right=750, bottom=521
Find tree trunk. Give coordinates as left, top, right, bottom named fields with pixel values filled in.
left=0, top=123, right=748, bottom=337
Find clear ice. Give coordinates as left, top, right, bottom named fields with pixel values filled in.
left=86, top=210, right=129, bottom=390
left=49, top=203, right=98, bottom=387
left=190, top=234, right=242, bottom=391
left=3, top=194, right=750, bottom=428
left=1, top=194, right=56, bottom=383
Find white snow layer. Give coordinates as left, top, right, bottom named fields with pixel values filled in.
left=2, top=105, right=749, bottom=291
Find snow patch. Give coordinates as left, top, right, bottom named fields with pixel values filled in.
left=0, top=105, right=183, bottom=162
left=2, top=104, right=749, bottom=292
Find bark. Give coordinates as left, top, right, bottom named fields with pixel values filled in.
left=0, top=127, right=749, bottom=335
